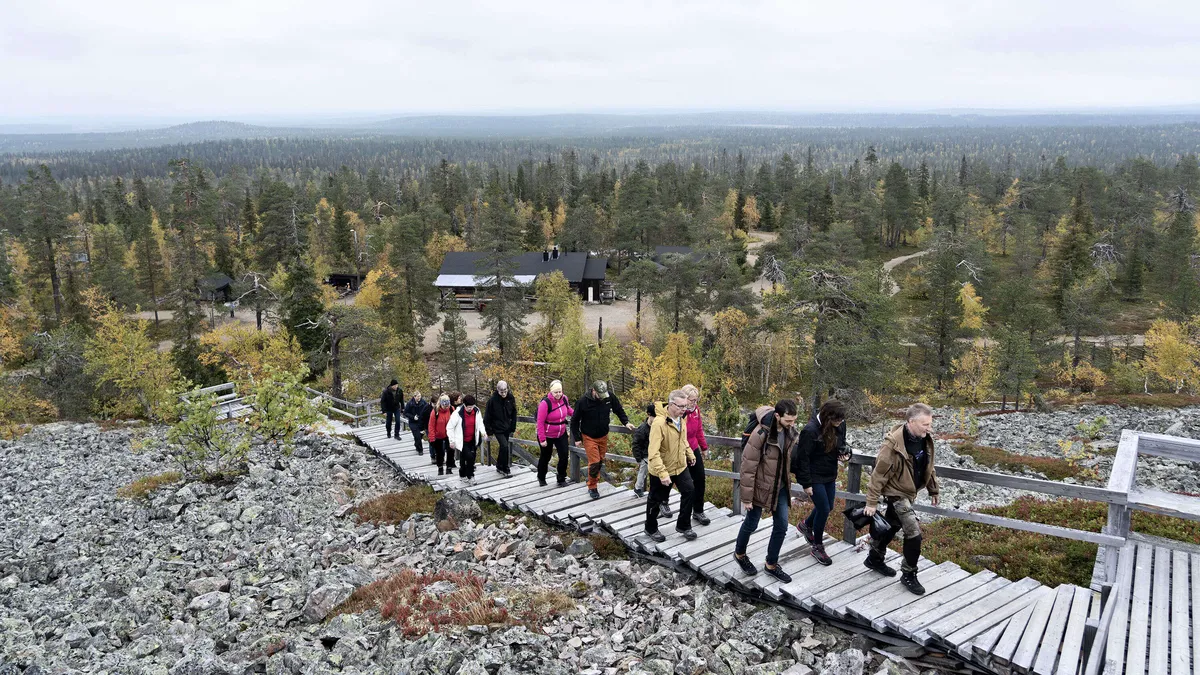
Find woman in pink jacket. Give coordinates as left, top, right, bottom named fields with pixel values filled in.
left=536, top=380, right=574, bottom=486
left=682, top=384, right=711, bottom=526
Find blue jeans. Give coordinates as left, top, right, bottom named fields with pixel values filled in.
left=804, top=481, right=837, bottom=541
left=734, top=485, right=791, bottom=566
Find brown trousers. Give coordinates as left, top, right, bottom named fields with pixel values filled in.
left=583, top=434, right=609, bottom=489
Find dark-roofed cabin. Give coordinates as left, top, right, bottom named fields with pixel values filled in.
left=435, top=248, right=609, bottom=309
left=198, top=273, right=234, bottom=303
left=326, top=273, right=361, bottom=292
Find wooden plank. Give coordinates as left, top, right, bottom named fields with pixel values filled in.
left=1084, top=554, right=1128, bottom=675
left=708, top=528, right=779, bottom=581
left=1192, top=553, right=1199, bottom=675
left=1006, top=582, right=1062, bottom=672
left=936, top=580, right=1048, bottom=647
left=659, top=518, right=744, bottom=560
left=1147, top=546, right=1171, bottom=675
left=1131, top=431, right=1200, bottom=463
left=1124, top=544, right=1154, bottom=675
left=875, top=570, right=997, bottom=633
left=1128, top=487, right=1200, bottom=522
left=777, top=544, right=879, bottom=602
left=964, top=618, right=1009, bottom=661
left=658, top=516, right=738, bottom=560
left=514, top=485, right=590, bottom=511
left=742, top=536, right=838, bottom=594
left=816, top=558, right=937, bottom=617
left=986, top=598, right=1039, bottom=666
left=565, top=485, right=628, bottom=519
left=1032, top=585, right=1081, bottom=675
left=1170, top=549, right=1190, bottom=674
left=896, top=576, right=1012, bottom=640
left=1053, top=586, right=1093, bottom=675
left=847, top=562, right=967, bottom=624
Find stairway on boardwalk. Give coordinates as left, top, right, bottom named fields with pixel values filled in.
left=353, top=423, right=1101, bottom=675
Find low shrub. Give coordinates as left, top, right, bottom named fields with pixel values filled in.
left=349, top=485, right=440, bottom=525
left=333, top=568, right=576, bottom=635
left=117, top=471, right=183, bottom=500
left=953, top=441, right=1082, bottom=481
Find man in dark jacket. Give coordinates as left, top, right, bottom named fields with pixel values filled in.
left=380, top=380, right=403, bottom=439
left=484, top=380, right=518, bottom=478
left=571, top=380, right=635, bottom=500
left=403, top=391, right=431, bottom=455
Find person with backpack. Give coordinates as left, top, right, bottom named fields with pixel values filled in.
left=380, top=380, right=403, bottom=439
left=681, top=384, right=711, bottom=525
left=447, top=394, right=488, bottom=485
left=793, top=399, right=849, bottom=566
left=571, top=380, right=636, bottom=500
left=643, top=390, right=697, bottom=543
left=427, top=394, right=455, bottom=475
left=630, top=402, right=674, bottom=516
left=484, top=380, right=518, bottom=478
left=863, top=402, right=941, bottom=595
left=403, top=391, right=431, bottom=456
left=732, top=399, right=801, bottom=582
left=535, top=380, right=574, bottom=487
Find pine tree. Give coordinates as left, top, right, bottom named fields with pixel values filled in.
left=281, top=257, right=328, bottom=363
left=438, top=302, right=471, bottom=392
left=89, top=223, right=138, bottom=307
left=256, top=181, right=300, bottom=271
left=1049, top=189, right=1095, bottom=313
left=131, top=213, right=168, bottom=327
left=882, top=163, right=914, bottom=248
left=475, top=193, right=527, bottom=356
left=18, top=165, right=69, bottom=325
left=380, top=214, right=439, bottom=344
left=916, top=233, right=969, bottom=390
left=1158, top=193, right=1198, bottom=319
left=331, top=202, right=353, bottom=268
left=992, top=325, right=1037, bottom=410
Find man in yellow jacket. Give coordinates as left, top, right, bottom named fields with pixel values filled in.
left=643, top=390, right=696, bottom=543
left=864, top=402, right=941, bottom=595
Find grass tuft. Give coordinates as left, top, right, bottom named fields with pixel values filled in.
left=952, top=441, right=1082, bottom=481
left=349, top=485, right=440, bottom=525
left=117, top=471, right=183, bottom=500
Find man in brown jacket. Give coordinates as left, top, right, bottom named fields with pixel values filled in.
left=864, top=402, right=940, bottom=595
left=731, top=399, right=800, bottom=582
left=643, top=390, right=697, bottom=543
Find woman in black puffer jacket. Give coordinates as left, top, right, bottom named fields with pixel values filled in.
left=791, top=400, right=848, bottom=565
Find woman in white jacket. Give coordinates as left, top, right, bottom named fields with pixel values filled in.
left=446, top=394, right=488, bottom=484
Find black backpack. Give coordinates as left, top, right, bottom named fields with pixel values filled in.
left=740, top=409, right=775, bottom=450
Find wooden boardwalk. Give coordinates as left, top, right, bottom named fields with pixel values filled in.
left=355, top=424, right=1113, bottom=674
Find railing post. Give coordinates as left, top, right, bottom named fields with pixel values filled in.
left=732, top=446, right=743, bottom=516
left=569, top=445, right=582, bottom=483
left=843, top=460, right=864, bottom=545
left=1102, top=430, right=1139, bottom=584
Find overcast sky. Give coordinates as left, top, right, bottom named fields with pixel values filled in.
left=3, top=0, right=1200, bottom=122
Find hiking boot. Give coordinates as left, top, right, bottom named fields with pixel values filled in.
left=764, top=564, right=792, bottom=584
left=864, top=555, right=897, bottom=577
left=438, top=468, right=444, bottom=476
left=538, top=478, right=548, bottom=487
left=692, top=512, right=711, bottom=526
left=588, top=488, right=601, bottom=500
left=501, top=471, right=513, bottom=479
left=645, top=529, right=666, bottom=543
left=675, top=527, right=697, bottom=541
left=810, top=544, right=832, bottom=566
left=557, top=480, right=568, bottom=488
left=659, top=504, right=674, bottom=519
left=901, top=571, right=925, bottom=595
left=733, top=553, right=758, bottom=576
left=633, top=487, right=645, bottom=498
left=797, top=521, right=817, bottom=546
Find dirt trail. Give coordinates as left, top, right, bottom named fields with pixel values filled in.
left=882, top=249, right=929, bottom=296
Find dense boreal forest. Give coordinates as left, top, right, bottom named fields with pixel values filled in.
left=1, top=122, right=1200, bottom=431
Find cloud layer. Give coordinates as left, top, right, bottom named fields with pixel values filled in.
left=3, top=0, right=1199, bottom=119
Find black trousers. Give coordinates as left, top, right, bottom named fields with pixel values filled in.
left=410, top=427, right=424, bottom=454
left=385, top=411, right=398, bottom=438
left=646, top=469, right=694, bottom=534
left=458, top=440, right=477, bottom=479
left=538, top=434, right=569, bottom=483
left=687, top=450, right=707, bottom=514
left=493, top=434, right=511, bottom=473
left=430, top=438, right=448, bottom=469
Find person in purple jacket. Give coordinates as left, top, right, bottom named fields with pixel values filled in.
left=535, top=380, right=574, bottom=487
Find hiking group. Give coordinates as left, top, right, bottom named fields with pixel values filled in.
left=382, top=377, right=939, bottom=596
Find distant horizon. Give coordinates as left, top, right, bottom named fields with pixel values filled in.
left=5, top=106, right=1200, bottom=135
